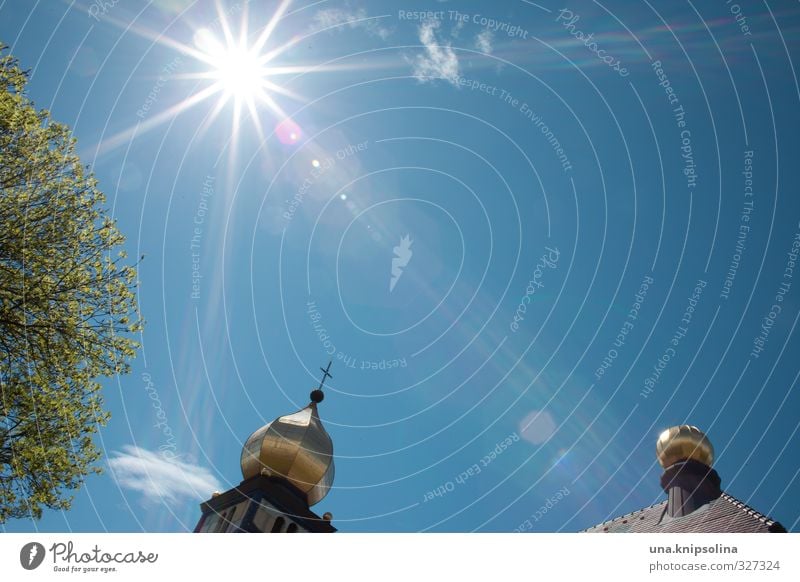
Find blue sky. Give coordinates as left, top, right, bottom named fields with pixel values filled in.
left=2, top=0, right=800, bottom=533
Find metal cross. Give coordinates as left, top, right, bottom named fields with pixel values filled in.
left=317, top=360, right=333, bottom=390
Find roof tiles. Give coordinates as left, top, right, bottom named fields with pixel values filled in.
left=583, top=492, right=786, bottom=533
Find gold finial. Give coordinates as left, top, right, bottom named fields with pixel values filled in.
left=310, top=360, right=333, bottom=403
left=656, top=425, right=714, bottom=468
left=240, top=362, right=336, bottom=506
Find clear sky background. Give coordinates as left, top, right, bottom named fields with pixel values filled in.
left=1, top=0, right=799, bottom=533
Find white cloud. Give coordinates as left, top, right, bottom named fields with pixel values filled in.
left=411, top=20, right=460, bottom=85
left=475, top=29, right=493, bottom=54
left=313, top=8, right=390, bottom=40
left=107, top=445, right=222, bottom=505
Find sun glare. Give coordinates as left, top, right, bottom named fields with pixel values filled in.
left=186, top=10, right=307, bottom=145
left=92, top=0, right=327, bottom=157
left=215, top=46, right=264, bottom=99
left=194, top=28, right=267, bottom=101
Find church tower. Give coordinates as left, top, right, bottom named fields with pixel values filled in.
left=194, top=363, right=337, bottom=533
left=584, top=425, right=786, bottom=533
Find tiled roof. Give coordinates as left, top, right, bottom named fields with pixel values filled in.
left=582, top=492, right=786, bottom=533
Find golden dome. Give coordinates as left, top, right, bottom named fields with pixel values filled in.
left=656, top=425, right=714, bottom=468
left=241, top=401, right=334, bottom=506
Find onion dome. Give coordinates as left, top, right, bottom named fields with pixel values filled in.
left=656, top=425, right=714, bottom=468
left=241, top=393, right=334, bottom=506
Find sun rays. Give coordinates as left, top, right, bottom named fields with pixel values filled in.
left=91, top=0, right=317, bottom=158
left=186, top=0, right=304, bottom=144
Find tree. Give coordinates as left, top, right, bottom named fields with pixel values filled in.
left=0, top=44, right=141, bottom=521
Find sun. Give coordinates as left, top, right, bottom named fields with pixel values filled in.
left=91, top=0, right=330, bottom=157
left=186, top=3, right=305, bottom=142
left=194, top=28, right=268, bottom=102
left=212, top=45, right=265, bottom=100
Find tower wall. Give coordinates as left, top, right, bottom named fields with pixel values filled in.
left=194, top=475, right=336, bottom=533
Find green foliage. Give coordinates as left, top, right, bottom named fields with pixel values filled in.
left=0, top=44, right=142, bottom=521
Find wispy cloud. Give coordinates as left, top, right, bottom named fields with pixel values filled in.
left=411, top=20, right=460, bottom=85
left=312, top=7, right=391, bottom=40
left=451, top=18, right=465, bottom=38
left=475, top=30, right=494, bottom=54
left=107, top=445, right=221, bottom=505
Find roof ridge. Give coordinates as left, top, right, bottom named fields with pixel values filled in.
left=719, top=492, right=782, bottom=528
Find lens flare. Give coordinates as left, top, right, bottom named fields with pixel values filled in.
left=275, top=118, right=302, bottom=144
